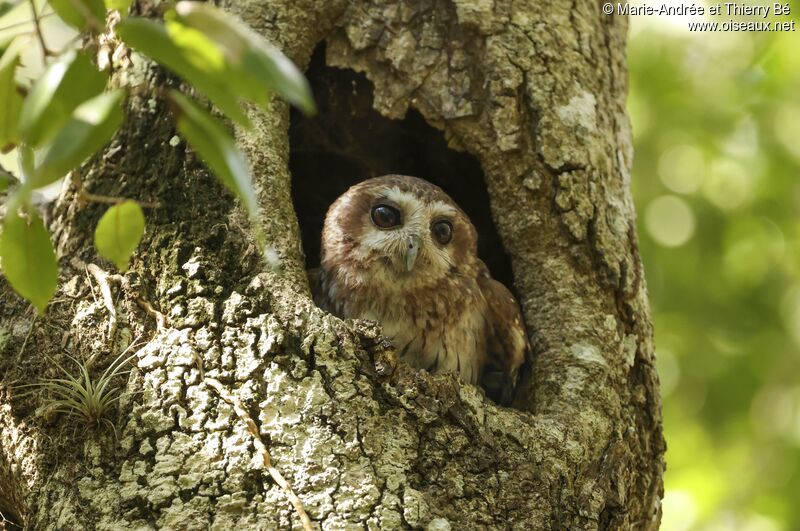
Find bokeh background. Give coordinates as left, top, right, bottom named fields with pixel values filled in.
left=627, top=2, right=800, bottom=529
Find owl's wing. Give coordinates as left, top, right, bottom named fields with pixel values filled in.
left=478, top=263, right=530, bottom=406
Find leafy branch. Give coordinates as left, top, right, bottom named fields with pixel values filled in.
left=0, top=0, right=315, bottom=314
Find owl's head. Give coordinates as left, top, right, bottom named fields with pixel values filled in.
left=321, top=175, right=478, bottom=287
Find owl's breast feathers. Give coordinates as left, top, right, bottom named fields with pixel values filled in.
left=309, top=259, right=528, bottom=405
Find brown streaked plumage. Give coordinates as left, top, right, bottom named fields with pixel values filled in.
left=310, top=175, right=529, bottom=404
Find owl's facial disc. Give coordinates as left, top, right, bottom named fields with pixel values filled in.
left=369, top=202, right=422, bottom=273
left=357, top=187, right=460, bottom=281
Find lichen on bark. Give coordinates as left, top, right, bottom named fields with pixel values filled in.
left=0, top=1, right=664, bottom=529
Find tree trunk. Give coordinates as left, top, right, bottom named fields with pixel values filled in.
left=0, top=1, right=665, bottom=529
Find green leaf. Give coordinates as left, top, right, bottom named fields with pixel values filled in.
left=0, top=202, right=58, bottom=314
left=0, top=2, right=15, bottom=18
left=116, top=17, right=250, bottom=127
left=174, top=1, right=315, bottom=115
left=48, top=0, right=106, bottom=32
left=18, top=143, right=34, bottom=181
left=0, top=167, right=17, bottom=192
left=0, top=36, right=23, bottom=70
left=168, top=90, right=258, bottom=218
left=94, top=201, right=144, bottom=271
left=104, top=0, right=131, bottom=12
left=0, top=39, right=23, bottom=150
left=19, top=50, right=108, bottom=148
left=33, top=88, right=125, bottom=187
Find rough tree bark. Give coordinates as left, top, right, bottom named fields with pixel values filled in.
left=0, top=1, right=665, bottom=529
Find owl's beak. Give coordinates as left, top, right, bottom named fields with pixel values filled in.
left=405, top=234, right=421, bottom=271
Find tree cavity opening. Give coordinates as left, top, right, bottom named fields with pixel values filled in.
left=289, top=44, right=514, bottom=290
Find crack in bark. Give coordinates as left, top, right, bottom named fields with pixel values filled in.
left=204, top=378, right=313, bottom=530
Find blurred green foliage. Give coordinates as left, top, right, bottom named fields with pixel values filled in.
left=628, top=5, right=800, bottom=530
left=0, top=0, right=313, bottom=312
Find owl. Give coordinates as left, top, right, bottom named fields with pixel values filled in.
left=309, top=175, right=529, bottom=404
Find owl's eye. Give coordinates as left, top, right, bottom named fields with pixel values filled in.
left=371, top=204, right=401, bottom=228
left=431, top=220, right=453, bottom=245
